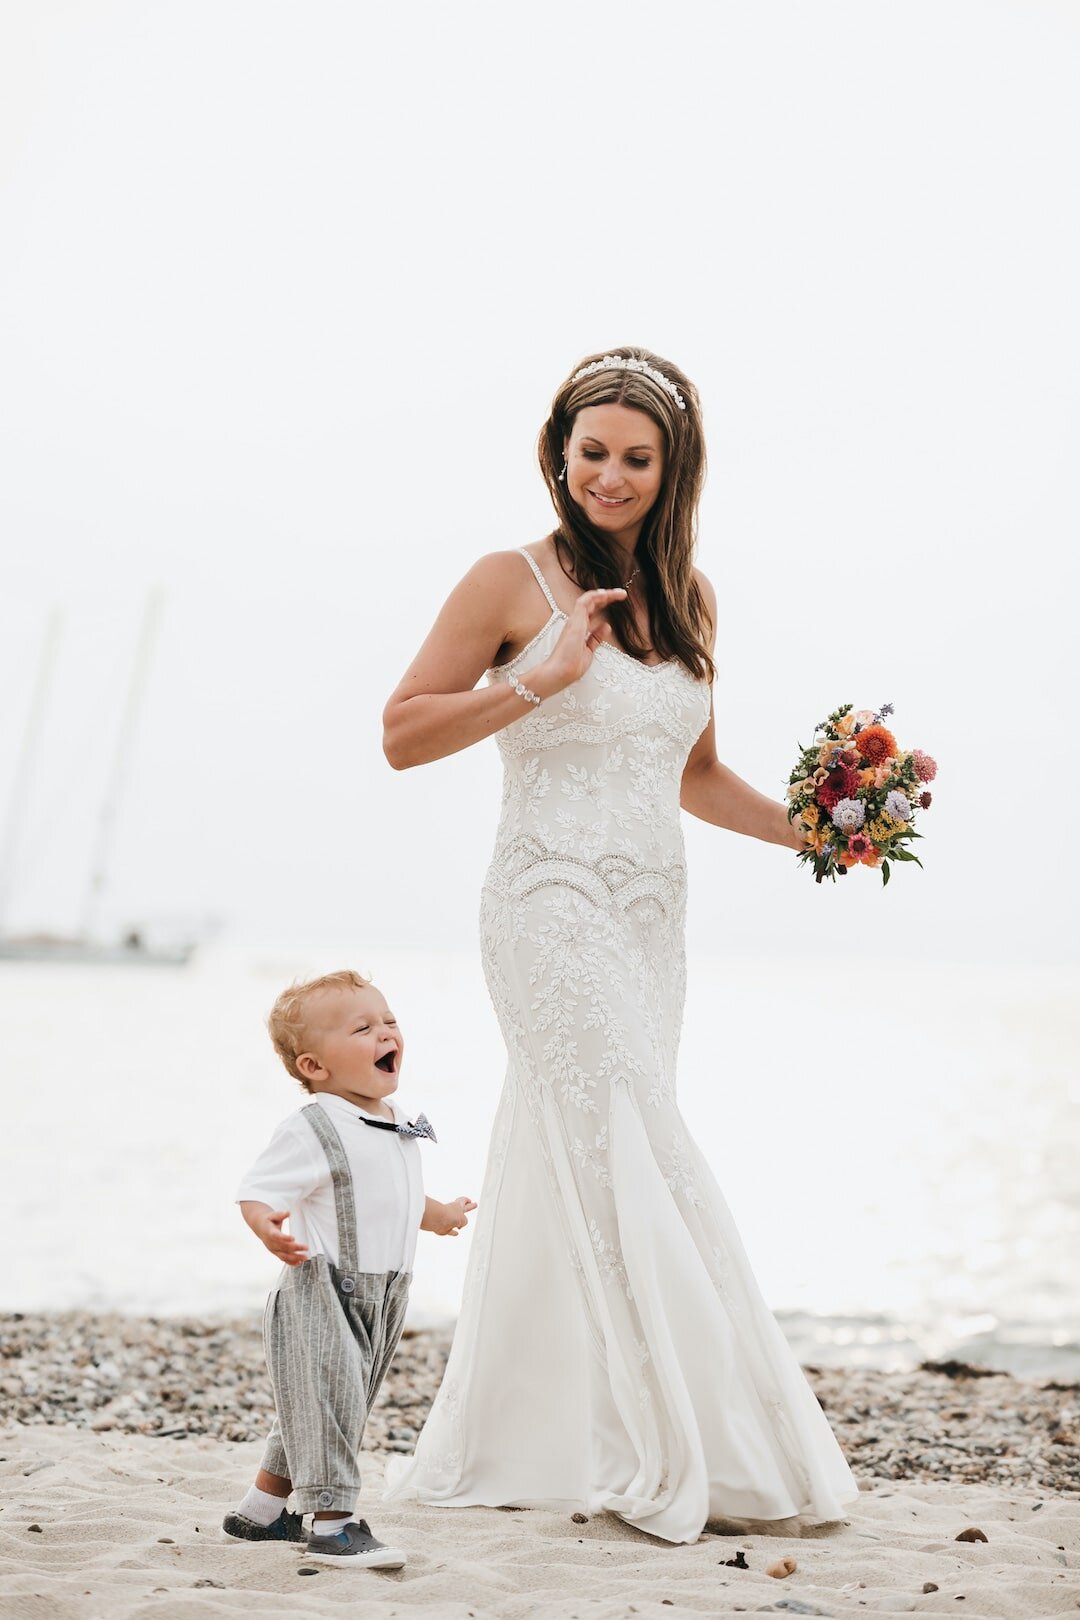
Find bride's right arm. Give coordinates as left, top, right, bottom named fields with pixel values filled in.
left=383, top=553, right=624, bottom=770
left=382, top=554, right=541, bottom=769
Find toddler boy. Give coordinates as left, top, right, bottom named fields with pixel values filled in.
left=222, top=969, right=475, bottom=1569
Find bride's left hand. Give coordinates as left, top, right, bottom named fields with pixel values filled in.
left=786, top=811, right=811, bottom=852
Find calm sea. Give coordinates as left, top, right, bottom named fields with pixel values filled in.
left=3, top=944, right=1077, bottom=1378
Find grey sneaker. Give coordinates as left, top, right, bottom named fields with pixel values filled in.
left=222, top=1507, right=305, bottom=1542
left=305, top=1517, right=406, bottom=1569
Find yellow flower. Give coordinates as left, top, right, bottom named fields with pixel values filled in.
left=869, top=815, right=907, bottom=843
left=800, top=805, right=820, bottom=828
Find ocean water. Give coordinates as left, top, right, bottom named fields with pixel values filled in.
left=2, top=944, right=1077, bottom=1378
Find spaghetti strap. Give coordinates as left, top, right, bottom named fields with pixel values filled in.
left=516, top=548, right=560, bottom=614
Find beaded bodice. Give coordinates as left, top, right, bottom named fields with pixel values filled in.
left=486, top=552, right=711, bottom=871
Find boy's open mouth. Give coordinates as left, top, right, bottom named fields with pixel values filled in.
left=374, top=1051, right=397, bottom=1074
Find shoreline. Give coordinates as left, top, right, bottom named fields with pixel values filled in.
left=3, top=1310, right=1078, bottom=1493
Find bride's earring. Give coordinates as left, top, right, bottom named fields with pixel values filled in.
left=558, top=459, right=567, bottom=483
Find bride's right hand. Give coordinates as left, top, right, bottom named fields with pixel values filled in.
left=532, top=588, right=627, bottom=697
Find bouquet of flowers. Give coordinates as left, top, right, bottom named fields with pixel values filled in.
left=786, top=703, right=937, bottom=885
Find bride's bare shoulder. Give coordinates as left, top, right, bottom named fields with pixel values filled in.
left=463, top=544, right=537, bottom=584
left=692, top=565, right=716, bottom=601
left=692, top=566, right=717, bottom=648
left=459, top=541, right=554, bottom=601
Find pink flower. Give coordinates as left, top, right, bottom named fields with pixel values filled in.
left=912, top=749, right=937, bottom=783
left=847, top=833, right=873, bottom=861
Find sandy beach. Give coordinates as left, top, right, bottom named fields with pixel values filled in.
left=2, top=1314, right=1078, bottom=1619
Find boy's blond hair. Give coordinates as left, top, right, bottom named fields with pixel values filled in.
left=267, top=969, right=372, bottom=1092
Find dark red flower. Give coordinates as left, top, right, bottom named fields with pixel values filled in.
left=816, top=762, right=863, bottom=812
left=919, top=790, right=932, bottom=809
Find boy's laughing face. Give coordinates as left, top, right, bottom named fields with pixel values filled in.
left=295, top=984, right=403, bottom=1114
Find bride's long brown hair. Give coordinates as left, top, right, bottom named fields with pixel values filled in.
left=537, top=346, right=714, bottom=682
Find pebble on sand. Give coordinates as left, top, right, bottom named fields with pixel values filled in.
left=2, top=1311, right=1079, bottom=1493
left=767, top=1556, right=798, bottom=1578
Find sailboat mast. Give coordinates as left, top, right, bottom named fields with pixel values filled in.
left=80, top=590, right=165, bottom=941
left=0, top=608, right=64, bottom=937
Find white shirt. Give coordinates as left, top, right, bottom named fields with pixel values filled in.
left=236, top=1091, right=427, bottom=1274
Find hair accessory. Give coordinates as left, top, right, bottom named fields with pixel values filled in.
left=570, top=354, right=687, bottom=411
left=502, top=670, right=542, bottom=706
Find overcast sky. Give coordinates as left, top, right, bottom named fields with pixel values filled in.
left=2, top=0, right=1078, bottom=967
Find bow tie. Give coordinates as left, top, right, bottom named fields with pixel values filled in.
left=359, top=1111, right=437, bottom=1143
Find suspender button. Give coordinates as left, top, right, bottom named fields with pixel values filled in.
left=340, top=1276, right=355, bottom=1294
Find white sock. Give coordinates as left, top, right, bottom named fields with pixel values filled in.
left=236, top=1484, right=289, bottom=1526
left=313, top=1514, right=353, bottom=1538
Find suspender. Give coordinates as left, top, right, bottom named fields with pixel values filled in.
left=301, top=1103, right=358, bottom=1278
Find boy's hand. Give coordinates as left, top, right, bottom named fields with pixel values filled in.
left=242, top=1202, right=309, bottom=1266
left=422, top=1196, right=477, bottom=1236
left=261, top=1210, right=310, bottom=1264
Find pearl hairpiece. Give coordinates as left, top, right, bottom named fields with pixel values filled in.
left=570, top=354, right=687, bottom=412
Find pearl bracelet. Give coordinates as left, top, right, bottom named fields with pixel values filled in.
left=503, top=670, right=542, bottom=706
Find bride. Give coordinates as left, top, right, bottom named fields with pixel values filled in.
left=381, top=347, right=858, bottom=1543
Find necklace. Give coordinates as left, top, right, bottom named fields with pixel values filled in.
left=553, top=533, right=640, bottom=594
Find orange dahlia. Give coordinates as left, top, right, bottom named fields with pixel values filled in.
left=856, top=725, right=897, bottom=768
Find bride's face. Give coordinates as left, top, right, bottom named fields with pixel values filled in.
left=563, top=404, right=665, bottom=542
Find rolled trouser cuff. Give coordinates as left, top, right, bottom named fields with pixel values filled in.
left=292, top=1484, right=360, bottom=1514
left=259, top=1428, right=289, bottom=1480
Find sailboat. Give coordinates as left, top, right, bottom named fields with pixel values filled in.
left=0, top=592, right=197, bottom=966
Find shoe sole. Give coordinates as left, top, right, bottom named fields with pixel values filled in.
left=221, top=1516, right=305, bottom=1544
left=305, top=1548, right=406, bottom=1569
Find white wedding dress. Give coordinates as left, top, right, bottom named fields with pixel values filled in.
left=385, top=550, right=858, bottom=1542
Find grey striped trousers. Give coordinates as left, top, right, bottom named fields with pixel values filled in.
left=259, top=1102, right=411, bottom=1513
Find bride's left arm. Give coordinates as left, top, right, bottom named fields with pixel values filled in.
left=680, top=712, right=802, bottom=849
left=678, top=571, right=805, bottom=852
